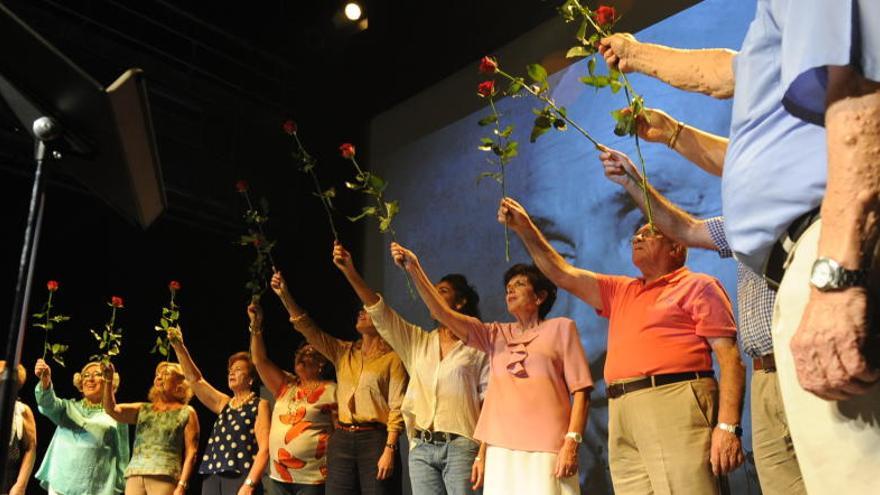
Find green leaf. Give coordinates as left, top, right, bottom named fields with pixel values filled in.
left=384, top=200, right=400, bottom=220
left=496, top=125, right=513, bottom=138
left=476, top=172, right=504, bottom=185
left=34, top=323, right=47, bottom=329
left=344, top=181, right=362, bottom=191
left=480, top=137, right=495, bottom=145
left=478, top=114, right=498, bottom=126
left=32, top=312, right=45, bottom=319
left=575, top=18, right=588, bottom=42
left=530, top=123, right=553, bottom=143
left=160, top=319, right=169, bottom=329
left=566, top=46, right=591, bottom=59
left=526, top=64, right=548, bottom=85
left=348, top=206, right=378, bottom=223
left=507, top=79, right=523, bottom=95
left=323, top=187, right=336, bottom=199
left=367, top=174, right=387, bottom=193
left=587, top=57, right=597, bottom=76
left=170, top=311, right=179, bottom=321
left=609, top=79, right=623, bottom=93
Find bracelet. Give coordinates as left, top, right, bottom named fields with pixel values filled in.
left=385, top=442, right=398, bottom=451
left=290, top=313, right=308, bottom=324
left=474, top=456, right=482, bottom=462
left=248, top=324, right=262, bottom=335
left=177, top=479, right=188, bottom=488
left=667, top=121, right=685, bottom=148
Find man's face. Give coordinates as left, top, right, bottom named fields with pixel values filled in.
left=630, top=225, right=673, bottom=272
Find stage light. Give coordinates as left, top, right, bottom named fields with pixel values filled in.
left=344, top=2, right=362, bottom=21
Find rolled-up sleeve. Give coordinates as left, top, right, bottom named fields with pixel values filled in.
left=366, top=295, right=425, bottom=369
left=293, top=315, right=346, bottom=365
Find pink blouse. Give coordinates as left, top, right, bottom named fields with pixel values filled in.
left=462, top=317, right=593, bottom=453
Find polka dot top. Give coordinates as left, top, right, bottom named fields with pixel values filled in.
left=198, top=395, right=259, bottom=475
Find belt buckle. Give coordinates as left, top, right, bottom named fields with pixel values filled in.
left=423, top=430, right=433, bottom=443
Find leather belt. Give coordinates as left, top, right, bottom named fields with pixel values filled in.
left=414, top=429, right=459, bottom=443
left=752, top=353, right=776, bottom=372
left=337, top=421, right=385, bottom=432
left=764, top=207, right=821, bottom=289
left=607, top=371, right=715, bottom=399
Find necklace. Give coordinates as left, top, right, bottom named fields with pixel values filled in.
left=229, top=391, right=255, bottom=409
left=81, top=398, right=102, bottom=410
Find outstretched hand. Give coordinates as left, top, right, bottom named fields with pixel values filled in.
left=497, top=197, right=532, bottom=233
left=389, top=242, right=417, bottom=270
left=247, top=302, right=264, bottom=328
left=598, top=33, right=639, bottom=73
left=599, top=147, right=641, bottom=186
left=332, top=241, right=354, bottom=272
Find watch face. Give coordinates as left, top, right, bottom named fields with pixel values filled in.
left=811, top=260, right=835, bottom=288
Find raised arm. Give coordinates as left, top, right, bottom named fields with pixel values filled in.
left=498, top=198, right=604, bottom=310
left=630, top=108, right=729, bottom=176
left=599, top=33, right=736, bottom=99
left=270, top=271, right=345, bottom=363
left=247, top=303, right=288, bottom=397
left=169, top=327, right=229, bottom=414
left=175, top=406, right=200, bottom=495
left=101, top=362, right=141, bottom=425
left=333, top=241, right=380, bottom=306
left=600, top=147, right=718, bottom=251
left=390, top=243, right=484, bottom=342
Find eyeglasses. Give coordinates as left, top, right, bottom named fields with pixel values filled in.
left=81, top=372, right=103, bottom=380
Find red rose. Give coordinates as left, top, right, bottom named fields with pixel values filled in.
left=168, top=280, right=181, bottom=291
left=110, top=296, right=124, bottom=308
left=46, top=280, right=59, bottom=292
left=339, top=143, right=356, bottom=160
left=478, top=56, right=498, bottom=74
left=477, top=80, right=495, bottom=98
left=595, top=5, right=616, bottom=26
left=235, top=180, right=249, bottom=193
left=282, top=119, right=297, bottom=135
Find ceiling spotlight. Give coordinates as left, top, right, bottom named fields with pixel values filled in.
left=344, top=2, right=362, bottom=21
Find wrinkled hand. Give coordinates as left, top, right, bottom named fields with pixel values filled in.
left=497, top=197, right=533, bottom=233
left=710, top=428, right=744, bottom=475
left=376, top=447, right=395, bottom=480
left=599, top=148, right=641, bottom=187
left=553, top=439, right=579, bottom=478
left=332, top=241, right=354, bottom=272
left=247, top=302, right=264, bottom=328
left=598, top=33, right=639, bottom=72
left=470, top=455, right=485, bottom=490
left=634, top=108, right=678, bottom=144
left=35, top=358, right=51, bottom=382
left=791, top=289, right=880, bottom=400
left=389, top=242, right=417, bottom=270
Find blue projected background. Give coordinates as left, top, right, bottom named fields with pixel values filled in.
left=367, top=1, right=758, bottom=492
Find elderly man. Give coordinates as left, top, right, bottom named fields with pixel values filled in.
left=598, top=2, right=880, bottom=491
left=498, top=197, right=745, bottom=495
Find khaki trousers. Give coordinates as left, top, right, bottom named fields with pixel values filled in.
left=125, top=475, right=177, bottom=495
left=749, top=370, right=805, bottom=494
left=608, top=377, right=719, bottom=495
left=773, top=220, right=880, bottom=494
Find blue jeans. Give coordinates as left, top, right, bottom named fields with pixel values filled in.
left=408, top=436, right=480, bottom=495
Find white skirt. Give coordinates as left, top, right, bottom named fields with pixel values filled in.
left=484, top=445, right=581, bottom=495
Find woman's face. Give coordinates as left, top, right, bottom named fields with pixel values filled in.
left=354, top=309, right=377, bottom=336
left=154, top=365, right=182, bottom=398
left=80, top=364, right=105, bottom=402
left=294, top=345, right=323, bottom=381
left=505, top=274, right=541, bottom=318
left=227, top=360, right=252, bottom=392
left=436, top=281, right=461, bottom=311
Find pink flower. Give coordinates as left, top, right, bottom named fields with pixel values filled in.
left=110, top=296, right=124, bottom=308
left=478, top=56, right=498, bottom=74
left=477, top=80, right=495, bottom=98
left=282, top=119, right=297, bottom=135
left=235, top=180, right=249, bottom=193
left=595, top=5, right=616, bottom=26
left=168, top=280, right=181, bottom=291
left=339, top=143, right=356, bottom=160
left=46, top=280, right=59, bottom=292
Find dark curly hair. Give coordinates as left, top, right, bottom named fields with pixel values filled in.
left=439, top=273, right=481, bottom=319
left=503, top=263, right=557, bottom=319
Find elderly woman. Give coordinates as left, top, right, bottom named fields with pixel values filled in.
left=33, top=358, right=128, bottom=495
left=331, top=241, right=489, bottom=494
left=0, top=361, right=35, bottom=495
left=103, top=361, right=199, bottom=495
left=390, top=243, right=593, bottom=495
left=269, top=272, right=408, bottom=495
left=168, top=327, right=270, bottom=494
left=248, top=304, right=337, bottom=495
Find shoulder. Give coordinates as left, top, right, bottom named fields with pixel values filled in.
left=679, top=270, right=727, bottom=292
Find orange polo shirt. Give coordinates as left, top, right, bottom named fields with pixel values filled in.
left=596, top=266, right=737, bottom=383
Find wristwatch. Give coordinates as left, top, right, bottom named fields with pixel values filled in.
left=565, top=431, right=583, bottom=443
left=244, top=478, right=256, bottom=487
left=810, top=257, right=869, bottom=291
left=717, top=422, right=743, bottom=438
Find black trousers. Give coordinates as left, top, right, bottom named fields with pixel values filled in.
left=325, top=429, right=401, bottom=495
left=201, top=472, right=264, bottom=495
